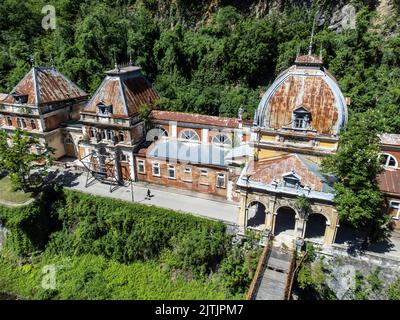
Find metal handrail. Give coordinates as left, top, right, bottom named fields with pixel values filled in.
left=246, top=234, right=272, bottom=300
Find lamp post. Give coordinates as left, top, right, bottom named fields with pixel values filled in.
left=244, top=173, right=251, bottom=230
left=130, top=178, right=134, bottom=202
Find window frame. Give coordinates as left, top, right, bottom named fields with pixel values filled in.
left=292, top=107, right=311, bottom=130
left=137, top=159, right=146, bottom=174
left=89, top=128, right=96, bottom=138
left=212, top=133, right=232, bottom=146
left=390, top=201, right=400, bottom=220
left=17, top=117, right=26, bottom=128
left=30, top=119, right=37, bottom=130
left=179, top=129, right=200, bottom=143
left=6, top=116, right=12, bottom=126
left=184, top=166, right=192, bottom=174
left=216, top=172, right=226, bottom=188
left=380, top=153, right=398, bottom=168
left=152, top=162, right=160, bottom=177
left=167, top=164, right=176, bottom=180
left=200, top=169, right=208, bottom=177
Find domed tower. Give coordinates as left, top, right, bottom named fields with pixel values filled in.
left=236, top=53, right=349, bottom=246
left=252, top=53, right=349, bottom=161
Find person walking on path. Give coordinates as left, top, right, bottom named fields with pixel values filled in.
left=146, top=188, right=152, bottom=200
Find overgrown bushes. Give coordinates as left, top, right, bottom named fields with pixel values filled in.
left=0, top=187, right=260, bottom=299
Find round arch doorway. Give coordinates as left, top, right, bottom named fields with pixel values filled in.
left=304, top=213, right=327, bottom=244
left=247, top=201, right=266, bottom=229
left=274, top=206, right=296, bottom=236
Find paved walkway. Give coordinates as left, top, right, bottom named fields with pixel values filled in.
left=48, top=168, right=239, bottom=225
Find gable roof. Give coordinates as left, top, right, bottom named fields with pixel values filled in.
left=246, top=154, right=333, bottom=193
left=83, top=66, right=159, bottom=118
left=1, top=67, right=88, bottom=106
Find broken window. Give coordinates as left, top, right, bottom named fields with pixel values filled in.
left=97, top=103, right=113, bottom=115
left=12, top=92, right=28, bottom=104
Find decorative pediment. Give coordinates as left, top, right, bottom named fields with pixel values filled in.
left=292, top=105, right=311, bottom=129
left=293, top=105, right=310, bottom=114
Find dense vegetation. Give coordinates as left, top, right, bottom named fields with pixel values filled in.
left=0, top=0, right=399, bottom=129
left=0, top=187, right=261, bottom=299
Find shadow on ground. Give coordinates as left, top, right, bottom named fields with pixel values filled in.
left=46, top=169, right=81, bottom=188
left=335, top=222, right=396, bottom=256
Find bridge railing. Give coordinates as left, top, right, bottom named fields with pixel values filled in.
left=284, top=246, right=309, bottom=300
left=246, top=234, right=272, bottom=300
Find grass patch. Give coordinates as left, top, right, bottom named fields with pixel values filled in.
left=0, top=176, right=32, bottom=204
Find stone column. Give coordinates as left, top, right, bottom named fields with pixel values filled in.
left=324, top=211, right=339, bottom=245
left=238, top=193, right=247, bottom=230
left=266, top=198, right=275, bottom=231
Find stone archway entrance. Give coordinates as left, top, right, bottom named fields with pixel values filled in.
left=274, top=207, right=296, bottom=236
left=304, top=213, right=327, bottom=244
left=247, top=201, right=266, bottom=229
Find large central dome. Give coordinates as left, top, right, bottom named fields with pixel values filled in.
left=254, top=54, right=348, bottom=136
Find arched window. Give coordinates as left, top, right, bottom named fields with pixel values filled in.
left=89, top=128, right=96, bottom=138
left=157, top=127, right=168, bottom=138
left=212, top=133, right=231, bottom=146
left=180, top=129, right=199, bottom=142
left=118, top=131, right=125, bottom=142
left=380, top=153, right=398, bottom=168
left=106, top=130, right=113, bottom=140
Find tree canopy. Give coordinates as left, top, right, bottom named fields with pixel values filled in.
left=0, top=1, right=398, bottom=130
left=0, top=129, right=54, bottom=192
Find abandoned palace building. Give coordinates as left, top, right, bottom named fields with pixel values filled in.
left=0, top=54, right=399, bottom=246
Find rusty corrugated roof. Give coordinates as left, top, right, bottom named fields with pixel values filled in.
left=150, top=110, right=241, bottom=128
left=378, top=169, right=400, bottom=195
left=1, top=67, right=88, bottom=106
left=84, top=66, right=159, bottom=117
left=246, top=154, right=331, bottom=193
left=255, top=60, right=348, bottom=136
